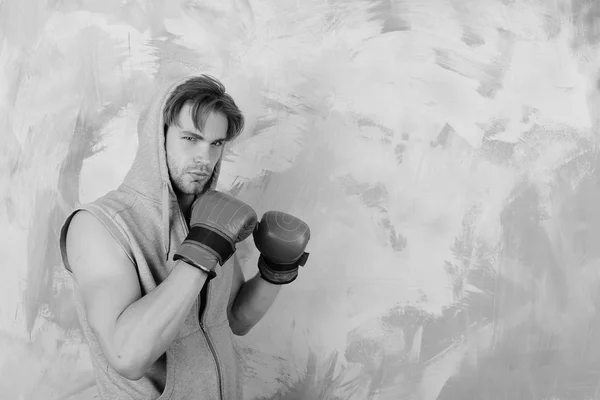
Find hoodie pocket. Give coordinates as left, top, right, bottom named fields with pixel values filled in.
left=157, top=330, right=221, bottom=399
left=155, top=349, right=176, bottom=400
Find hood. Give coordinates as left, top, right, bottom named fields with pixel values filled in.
left=122, top=75, right=222, bottom=260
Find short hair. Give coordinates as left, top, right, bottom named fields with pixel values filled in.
left=163, top=75, right=245, bottom=141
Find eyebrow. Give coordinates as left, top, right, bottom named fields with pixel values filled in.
left=180, top=130, right=226, bottom=143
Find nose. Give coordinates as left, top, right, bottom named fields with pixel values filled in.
left=192, top=143, right=211, bottom=163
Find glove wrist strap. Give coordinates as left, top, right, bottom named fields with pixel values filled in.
left=257, top=255, right=299, bottom=285
left=186, top=225, right=235, bottom=266
left=260, top=252, right=310, bottom=270
left=259, top=271, right=298, bottom=285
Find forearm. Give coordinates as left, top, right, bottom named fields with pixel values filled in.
left=110, top=261, right=207, bottom=379
left=229, top=273, right=281, bottom=336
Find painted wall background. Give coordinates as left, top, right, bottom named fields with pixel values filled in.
left=2, top=0, right=600, bottom=399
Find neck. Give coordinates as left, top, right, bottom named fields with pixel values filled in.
left=176, top=192, right=195, bottom=220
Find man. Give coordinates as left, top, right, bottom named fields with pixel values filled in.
left=59, top=75, right=311, bottom=399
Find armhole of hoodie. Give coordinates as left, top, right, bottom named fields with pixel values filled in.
left=59, top=204, right=136, bottom=274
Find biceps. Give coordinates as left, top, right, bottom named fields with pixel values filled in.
left=82, top=273, right=141, bottom=336
left=66, top=211, right=142, bottom=336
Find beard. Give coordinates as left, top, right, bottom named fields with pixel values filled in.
left=172, top=173, right=209, bottom=196
left=168, top=156, right=214, bottom=197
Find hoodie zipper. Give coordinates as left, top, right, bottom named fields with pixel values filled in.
left=178, top=208, right=224, bottom=400
left=199, top=281, right=224, bottom=400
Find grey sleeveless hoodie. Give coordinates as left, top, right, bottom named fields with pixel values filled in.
left=59, top=76, right=243, bottom=400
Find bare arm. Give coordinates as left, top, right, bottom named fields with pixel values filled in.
left=65, top=210, right=208, bottom=380
left=227, top=255, right=281, bottom=336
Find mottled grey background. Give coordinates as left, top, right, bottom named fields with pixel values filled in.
left=1, top=0, right=600, bottom=399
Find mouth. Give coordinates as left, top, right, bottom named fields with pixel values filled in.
left=188, top=171, right=210, bottom=178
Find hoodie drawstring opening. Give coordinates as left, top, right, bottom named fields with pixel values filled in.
left=163, top=182, right=170, bottom=261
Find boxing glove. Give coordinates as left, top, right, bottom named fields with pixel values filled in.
left=174, top=190, right=258, bottom=279
left=253, top=211, right=311, bottom=285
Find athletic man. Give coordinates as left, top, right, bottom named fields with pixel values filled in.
left=59, top=75, right=311, bottom=399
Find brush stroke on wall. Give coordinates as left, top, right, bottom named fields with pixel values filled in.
left=1, top=0, right=600, bottom=399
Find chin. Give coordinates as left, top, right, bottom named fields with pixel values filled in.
left=191, top=183, right=207, bottom=196
left=172, top=181, right=197, bottom=196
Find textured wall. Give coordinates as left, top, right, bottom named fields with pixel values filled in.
left=2, top=0, right=600, bottom=399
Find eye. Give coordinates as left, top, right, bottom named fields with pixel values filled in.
left=212, top=141, right=224, bottom=147
left=182, top=136, right=196, bottom=142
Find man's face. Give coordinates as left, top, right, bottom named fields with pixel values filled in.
left=165, top=103, right=228, bottom=197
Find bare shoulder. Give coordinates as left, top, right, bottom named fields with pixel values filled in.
left=65, top=210, right=141, bottom=326
left=65, top=210, right=134, bottom=280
